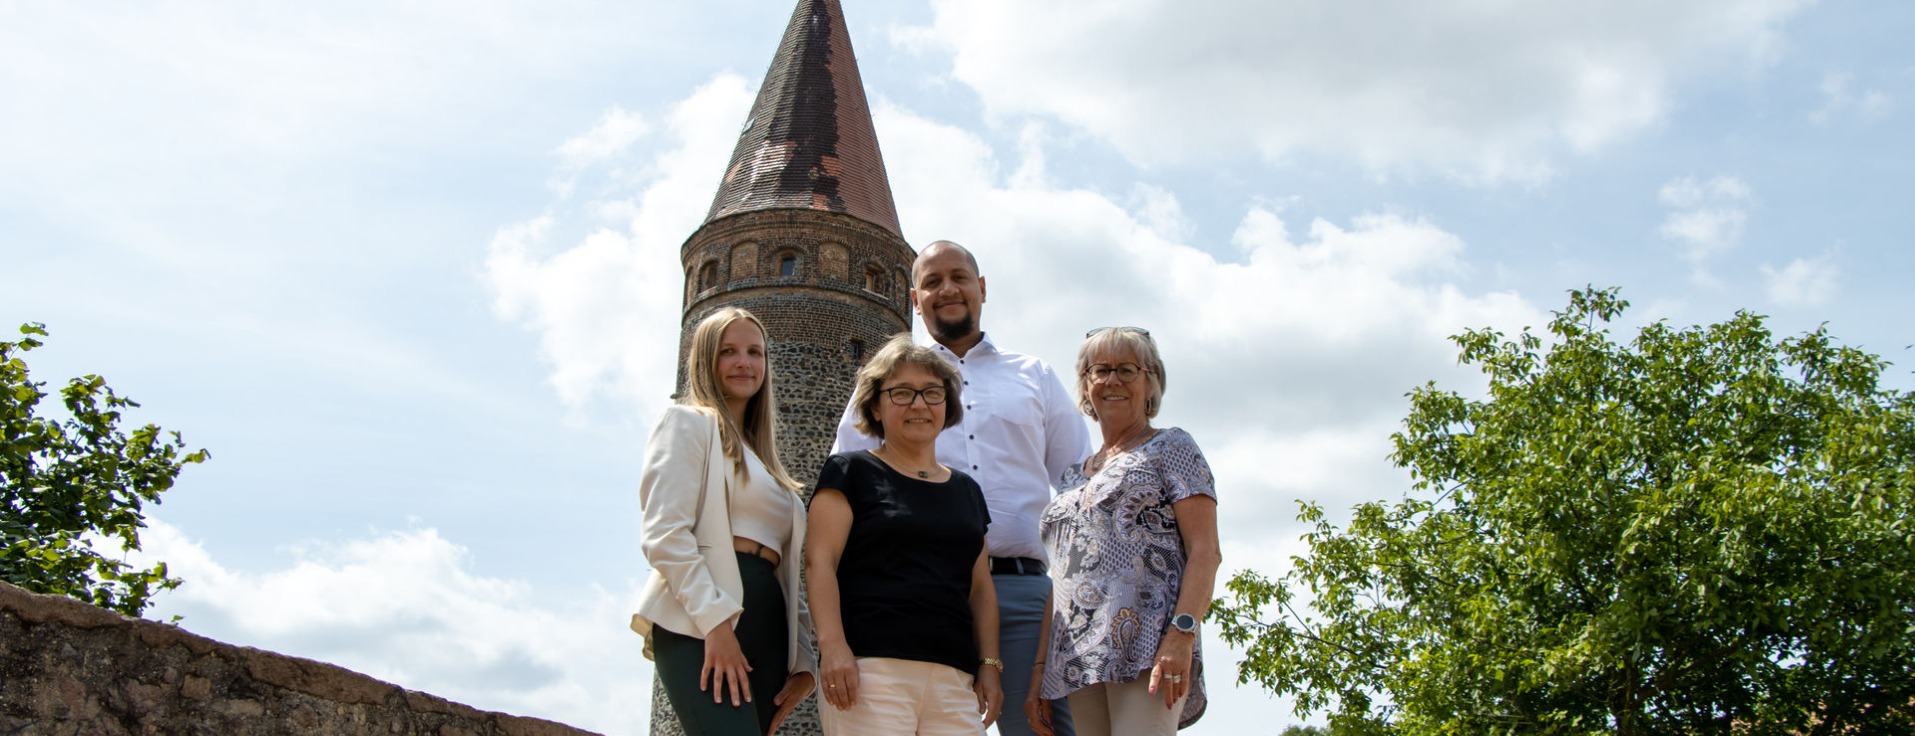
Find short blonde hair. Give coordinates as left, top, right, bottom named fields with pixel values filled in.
left=1075, top=327, right=1166, bottom=420
left=851, top=334, right=964, bottom=439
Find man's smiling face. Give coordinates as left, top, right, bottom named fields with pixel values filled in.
left=911, top=243, right=987, bottom=344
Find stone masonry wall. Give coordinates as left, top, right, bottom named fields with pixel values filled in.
left=0, top=581, right=595, bottom=736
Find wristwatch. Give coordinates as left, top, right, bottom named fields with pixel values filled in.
left=1170, top=613, right=1199, bottom=635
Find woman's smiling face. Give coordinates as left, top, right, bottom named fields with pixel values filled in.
left=876, top=362, right=946, bottom=444
left=715, top=319, right=767, bottom=405
left=1084, top=348, right=1148, bottom=426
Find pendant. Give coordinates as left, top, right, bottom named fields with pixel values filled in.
left=917, top=470, right=929, bottom=478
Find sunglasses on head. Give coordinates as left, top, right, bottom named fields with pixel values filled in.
left=1084, top=326, right=1151, bottom=338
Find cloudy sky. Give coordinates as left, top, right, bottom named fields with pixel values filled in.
left=4, top=0, right=1910, bottom=733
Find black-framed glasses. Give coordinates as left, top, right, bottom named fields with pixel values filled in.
left=880, top=385, right=948, bottom=406
left=1085, top=326, right=1152, bottom=338
left=1084, top=363, right=1150, bottom=383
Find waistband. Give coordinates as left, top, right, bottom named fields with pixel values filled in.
left=990, top=556, right=1046, bottom=575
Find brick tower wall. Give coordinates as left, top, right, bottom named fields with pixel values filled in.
left=675, top=208, right=914, bottom=490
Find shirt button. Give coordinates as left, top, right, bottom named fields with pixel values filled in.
left=973, top=465, right=979, bottom=470
left=969, top=435, right=974, bottom=440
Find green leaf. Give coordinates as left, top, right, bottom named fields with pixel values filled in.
left=1218, top=288, right=1915, bottom=735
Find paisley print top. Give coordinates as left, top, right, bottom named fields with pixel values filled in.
left=1037, top=427, right=1215, bottom=728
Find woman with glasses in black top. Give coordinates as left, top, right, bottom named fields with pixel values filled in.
left=807, top=334, right=1004, bottom=735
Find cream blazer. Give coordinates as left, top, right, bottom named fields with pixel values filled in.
left=630, top=405, right=815, bottom=676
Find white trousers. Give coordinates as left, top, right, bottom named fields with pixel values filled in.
left=1064, top=677, right=1187, bottom=736
left=819, top=657, right=987, bottom=736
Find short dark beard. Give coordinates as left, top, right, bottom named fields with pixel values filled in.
left=928, top=312, right=977, bottom=343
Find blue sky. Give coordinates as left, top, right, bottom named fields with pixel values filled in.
left=4, top=1, right=1910, bottom=733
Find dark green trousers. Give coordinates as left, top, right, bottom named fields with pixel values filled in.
left=654, top=552, right=790, bottom=736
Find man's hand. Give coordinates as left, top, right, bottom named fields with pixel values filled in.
left=1023, top=661, right=1053, bottom=736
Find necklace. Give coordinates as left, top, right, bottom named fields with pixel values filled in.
left=876, top=444, right=934, bottom=479
left=1088, top=424, right=1155, bottom=476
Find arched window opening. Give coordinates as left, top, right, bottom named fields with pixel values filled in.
left=778, top=254, right=798, bottom=277
left=698, top=261, right=719, bottom=292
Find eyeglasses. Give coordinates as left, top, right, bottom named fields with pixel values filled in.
left=1084, top=363, right=1150, bottom=383
left=1085, top=326, right=1151, bottom=338
left=880, top=385, right=948, bottom=406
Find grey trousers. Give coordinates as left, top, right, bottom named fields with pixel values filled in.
left=993, top=573, right=1074, bottom=736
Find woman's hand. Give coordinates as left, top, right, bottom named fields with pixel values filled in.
left=1023, top=662, right=1053, bottom=736
left=702, top=621, right=753, bottom=706
left=818, top=642, right=860, bottom=711
left=1152, top=491, right=1220, bottom=711
left=974, top=663, right=1003, bottom=727
left=765, top=671, right=814, bottom=735
left=1148, top=631, right=1195, bottom=709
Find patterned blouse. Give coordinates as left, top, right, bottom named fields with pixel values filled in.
left=1037, top=427, right=1215, bottom=729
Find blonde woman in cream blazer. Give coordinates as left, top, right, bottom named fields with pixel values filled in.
left=632, top=307, right=816, bottom=736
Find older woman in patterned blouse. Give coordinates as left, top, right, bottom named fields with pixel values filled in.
left=1024, top=327, right=1222, bottom=736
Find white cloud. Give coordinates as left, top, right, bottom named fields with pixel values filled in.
left=873, top=101, right=1539, bottom=437
left=1658, top=176, right=1754, bottom=280
left=558, top=107, right=652, bottom=168
left=484, top=74, right=756, bottom=416
left=1811, top=72, right=1891, bottom=124
left=900, top=0, right=1813, bottom=180
left=1761, top=255, right=1840, bottom=306
left=136, top=521, right=650, bottom=736
left=552, top=107, right=652, bottom=196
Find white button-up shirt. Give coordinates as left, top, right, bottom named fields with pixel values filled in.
left=834, top=333, right=1092, bottom=562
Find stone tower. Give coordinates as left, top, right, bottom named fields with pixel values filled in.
left=673, top=0, right=912, bottom=492
left=655, top=1, right=911, bottom=734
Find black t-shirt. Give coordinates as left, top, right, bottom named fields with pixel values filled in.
left=812, top=450, right=992, bottom=675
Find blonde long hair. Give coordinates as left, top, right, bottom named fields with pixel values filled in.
left=683, top=307, right=799, bottom=492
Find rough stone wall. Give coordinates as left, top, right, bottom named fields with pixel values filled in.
left=0, top=581, right=594, bottom=736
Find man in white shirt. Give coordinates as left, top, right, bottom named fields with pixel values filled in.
left=834, top=240, right=1090, bottom=736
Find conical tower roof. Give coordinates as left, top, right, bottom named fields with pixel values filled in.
left=704, top=0, right=902, bottom=238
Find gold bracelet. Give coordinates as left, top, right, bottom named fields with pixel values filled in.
left=980, top=657, right=1004, bottom=671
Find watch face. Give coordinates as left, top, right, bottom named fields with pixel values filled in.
left=1172, top=613, right=1198, bottom=632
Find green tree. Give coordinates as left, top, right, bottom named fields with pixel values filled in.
left=1213, top=288, right=1915, bottom=735
left=2, top=323, right=207, bottom=616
